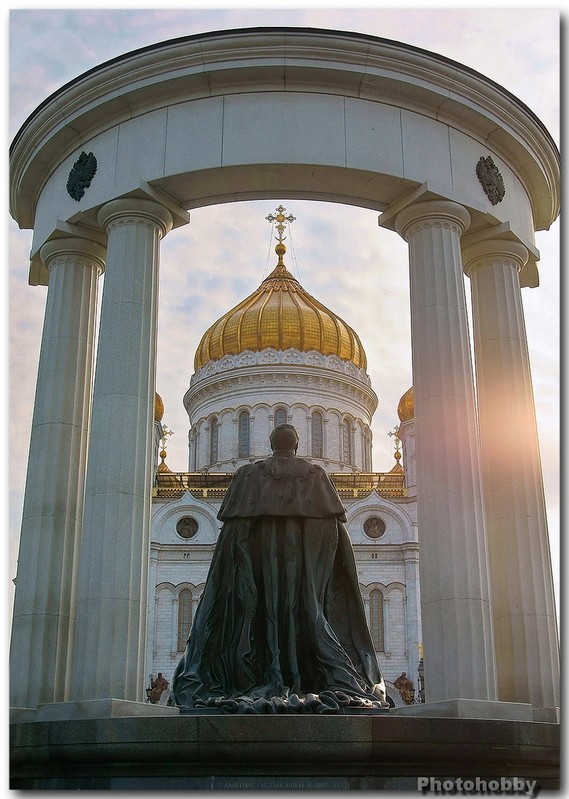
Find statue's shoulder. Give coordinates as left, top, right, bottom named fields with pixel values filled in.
left=233, top=461, right=263, bottom=479
left=309, top=462, right=331, bottom=480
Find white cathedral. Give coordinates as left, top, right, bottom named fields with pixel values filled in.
left=148, top=208, right=421, bottom=708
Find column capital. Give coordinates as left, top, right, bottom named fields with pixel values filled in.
left=394, top=199, right=471, bottom=242
left=462, top=238, right=529, bottom=277
left=97, top=198, right=174, bottom=238
left=39, top=236, right=106, bottom=275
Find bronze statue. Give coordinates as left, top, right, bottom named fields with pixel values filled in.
left=172, top=424, right=388, bottom=713
left=393, top=672, right=415, bottom=704
left=149, top=672, right=169, bottom=704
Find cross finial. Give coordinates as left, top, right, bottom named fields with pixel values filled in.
left=388, top=426, right=401, bottom=455
left=160, top=424, right=174, bottom=451
left=265, top=205, right=296, bottom=244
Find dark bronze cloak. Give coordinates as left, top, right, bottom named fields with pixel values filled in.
left=171, top=454, right=387, bottom=713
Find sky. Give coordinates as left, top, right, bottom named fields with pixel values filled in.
left=6, top=5, right=561, bottom=614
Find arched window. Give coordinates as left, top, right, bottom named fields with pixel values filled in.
left=342, top=418, right=353, bottom=465
left=238, top=410, right=250, bottom=458
left=311, top=411, right=323, bottom=458
left=370, top=589, right=385, bottom=651
left=364, top=426, right=372, bottom=471
left=190, top=428, right=197, bottom=471
left=177, top=589, right=193, bottom=651
left=209, top=417, right=219, bottom=464
left=274, top=408, right=287, bottom=427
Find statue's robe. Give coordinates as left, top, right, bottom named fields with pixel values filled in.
left=172, top=454, right=387, bottom=712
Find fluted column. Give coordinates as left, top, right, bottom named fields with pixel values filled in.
left=402, top=545, right=421, bottom=677
left=463, top=237, right=560, bottom=709
left=10, top=237, right=105, bottom=708
left=145, top=553, right=159, bottom=686
left=71, top=199, right=173, bottom=702
left=394, top=199, right=496, bottom=702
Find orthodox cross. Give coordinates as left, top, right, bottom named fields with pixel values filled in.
left=160, top=424, right=174, bottom=451
left=265, top=205, right=296, bottom=243
left=388, top=426, right=401, bottom=455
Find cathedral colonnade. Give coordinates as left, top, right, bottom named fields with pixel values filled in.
left=462, top=234, right=560, bottom=709
left=9, top=28, right=559, bottom=717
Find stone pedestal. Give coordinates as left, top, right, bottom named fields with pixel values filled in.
left=392, top=698, right=532, bottom=721
left=10, top=715, right=560, bottom=790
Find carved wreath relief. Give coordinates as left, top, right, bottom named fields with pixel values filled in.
left=66, top=151, right=97, bottom=201
left=476, top=155, right=505, bottom=205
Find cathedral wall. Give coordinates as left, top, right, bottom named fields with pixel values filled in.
left=185, top=355, right=376, bottom=472
left=148, top=489, right=421, bottom=696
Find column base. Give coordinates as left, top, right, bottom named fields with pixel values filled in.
left=9, top=708, right=37, bottom=723
left=533, top=707, right=560, bottom=723
left=12, top=699, right=179, bottom=722
left=391, top=698, right=532, bottom=721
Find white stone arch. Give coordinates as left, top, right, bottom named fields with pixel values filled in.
left=347, top=494, right=414, bottom=545
left=287, top=402, right=309, bottom=453
left=354, top=417, right=366, bottom=469
left=326, top=408, right=342, bottom=464
left=173, top=581, right=197, bottom=653
left=340, top=412, right=356, bottom=467
left=156, top=581, right=176, bottom=594
left=153, top=582, right=178, bottom=660
left=191, top=416, right=208, bottom=470
left=9, top=27, right=559, bottom=708
left=272, top=404, right=289, bottom=425
left=309, top=405, right=327, bottom=460
left=360, top=581, right=387, bottom=654
left=252, top=401, right=272, bottom=414
left=151, top=494, right=220, bottom=545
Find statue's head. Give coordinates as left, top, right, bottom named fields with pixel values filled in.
left=270, top=424, right=299, bottom=455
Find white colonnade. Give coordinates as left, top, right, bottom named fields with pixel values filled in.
left=390, top=199, right=497, bottom=702
left=70, top=199, right=173, bottom=702
left=463, top=234, right=560, bottom=709
left=10, top=236, right=105, bottom=708
left=10, top=194, right=559, bottom=712
left=8, top=28, right=559, bottom=717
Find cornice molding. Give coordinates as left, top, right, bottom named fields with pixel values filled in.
left=10, top=27, right=559, bottom=231
left=184, top=349, right=378, bottom=419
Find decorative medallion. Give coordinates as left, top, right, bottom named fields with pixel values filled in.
left=176, top=516, right=199, bottom=539
left=363, top=516, right=386, bottom=539
left=66, top=151, right=97, bottom=201
left=476, top=156, right=505, bottom=205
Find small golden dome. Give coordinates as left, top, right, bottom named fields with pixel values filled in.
left=194, top=243, right=367, bottom=371
left=397, top=387, right=414, bottom=422
left=155, top=392, right=164, bottom=422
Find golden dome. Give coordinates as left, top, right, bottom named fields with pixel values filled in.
left=154, top=392, right=164, bottom=422
left=397, top=386, right=414, bottom=422
left=157, top=448, right=171, bottom=473
left=194, top=245, right=367, bottom=371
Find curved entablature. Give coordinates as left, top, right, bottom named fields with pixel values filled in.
left=10, top=26, right=559, bottom=248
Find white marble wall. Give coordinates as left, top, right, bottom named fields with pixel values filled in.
left=148, top=490, right=420, bottom=691
left=184, top=349, right=377, bottom=473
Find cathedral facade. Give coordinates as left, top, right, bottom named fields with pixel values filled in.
left=147, top=211, right=421, bottom=708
